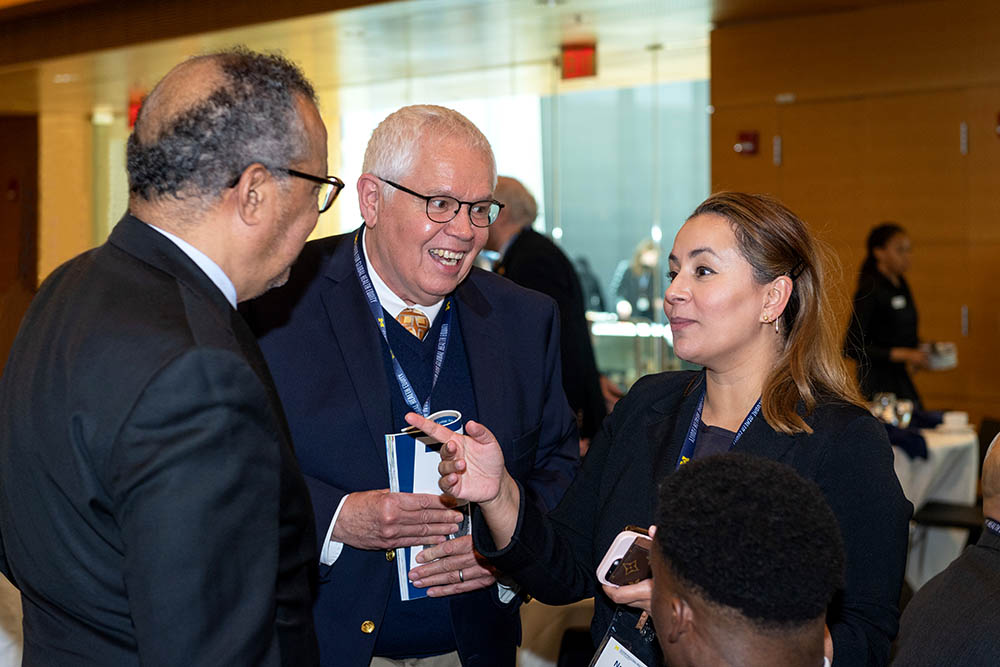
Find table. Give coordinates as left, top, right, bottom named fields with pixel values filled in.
left=0, top=575, right=21, bottom=667
left=892, top=426, right=979, bottom=589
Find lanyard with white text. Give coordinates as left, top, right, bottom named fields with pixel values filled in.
left=676, top=389, right=762, bottom=469
left=353, top=231, right=452, bottom=418
left=986, top=518, right=1000, bottom=538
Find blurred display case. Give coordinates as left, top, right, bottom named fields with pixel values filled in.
left=588, top=312, right=684, bottom=391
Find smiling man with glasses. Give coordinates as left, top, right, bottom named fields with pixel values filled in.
left=244, top=104, right=580, bottom=667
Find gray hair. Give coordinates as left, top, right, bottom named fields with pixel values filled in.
left=495, top=176, right=537, bottom=226
left=126, top=47, right=317, bottom=201
left=362, top=104, right=497, bottom=200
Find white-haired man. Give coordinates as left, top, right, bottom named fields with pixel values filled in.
left=246, top=105, right=579, bottom=666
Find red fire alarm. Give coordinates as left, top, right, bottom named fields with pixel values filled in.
left=561, top=43, right=596, bottom=79
left=128, top=89, right=147, bottom=129
left=734, top=131, right=759, bottom=155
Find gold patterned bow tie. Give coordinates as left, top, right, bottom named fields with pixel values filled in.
left=396, top=308, right=430, bottom=340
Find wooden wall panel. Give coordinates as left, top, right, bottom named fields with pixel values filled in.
left=967, top=86, right=1000, bottom=244
left=776, top=99, right=865, bottom=241
left=712, top=0, right=996, bottom=107
left=857, top=92, right=968, bottom=243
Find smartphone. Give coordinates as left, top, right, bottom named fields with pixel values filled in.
left=596, top=529, right=652, bottom=587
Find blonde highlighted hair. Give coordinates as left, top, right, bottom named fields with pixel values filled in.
left=690, top=192, right=864, bottom=434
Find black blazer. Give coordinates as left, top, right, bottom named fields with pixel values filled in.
left=0, top=215, right=318, bottom=666
left=497, top=228, right=607, bottom=438
left=245, top=230, right=580, bottom=667
left=893, top=526, right=1000, bottom=666
left=845, top=271, right=921, bottom=405
left=478, top=370, right=912, bottom=667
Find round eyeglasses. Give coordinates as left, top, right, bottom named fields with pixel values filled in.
left=378, top=177, right=503, bottom=227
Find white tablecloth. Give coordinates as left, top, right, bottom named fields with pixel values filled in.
left=0, top=576, right=21, bottom=667
left=893, top=426, right=978, bottom=589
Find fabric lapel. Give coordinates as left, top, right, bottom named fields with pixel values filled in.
left=454, top=271, right=508, bottom=446
left=108, top=213, right=232, bottom=315
left=650, top=372, right=706, bottom=487
left=319, top=231, right=394, bottom=466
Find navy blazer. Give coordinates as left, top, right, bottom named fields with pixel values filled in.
left=478, top=370, right=912, bottom=667
left=245, top=230, right=579, bottom=667
left=0, top=215, right=319, bottom=666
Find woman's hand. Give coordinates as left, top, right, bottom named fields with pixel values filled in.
left=403, top=414, right=506, bottom=504
left=601, top=578, right=654, bottom=614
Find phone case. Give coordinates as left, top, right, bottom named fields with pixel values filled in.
left=596, top=530, right=652, bottom=587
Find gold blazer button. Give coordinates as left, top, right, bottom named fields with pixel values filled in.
left=385, top=549, right=395, bottom=562
left=361, top=620, right=375, bottom=634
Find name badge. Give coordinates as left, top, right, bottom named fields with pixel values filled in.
left=590, top=635, right=649, bottom=667
left=891, top=295, right=907, bottom=310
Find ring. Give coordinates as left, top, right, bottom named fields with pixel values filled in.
left=458, top=569, right=465, bottom=583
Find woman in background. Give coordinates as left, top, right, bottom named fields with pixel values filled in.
left=410, top=193, right=911, bottom=666
left=845, top=223, right=928, bottom=408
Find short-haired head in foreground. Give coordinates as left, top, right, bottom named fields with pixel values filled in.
left=357, top=105, right=496, bottom=307
left=651, top=453, right=845, bottom=667
left=125, top=47, right=329, bottom=302
left=485, top=176, right=537, bottom=252
left=684, top=193, right=863, bottom=434
left=127, top=47, right=317, bottom=203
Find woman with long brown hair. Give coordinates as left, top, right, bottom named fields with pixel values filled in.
left=408, top=193, right=911, bottom=666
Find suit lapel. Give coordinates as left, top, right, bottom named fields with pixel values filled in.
left=455, top=272, right=509, bottom=446
left=650, top=372, right=705, bottom=488
left=320, top=233, right=394, bottom=466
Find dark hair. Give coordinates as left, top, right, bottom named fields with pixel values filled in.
left=126, top=47, right=317, bottom=201
left=860, top=223, right=906, bottom=278
left=654, top=453, right=845, bottom=630
left=689, top=192, right=863, bottom=434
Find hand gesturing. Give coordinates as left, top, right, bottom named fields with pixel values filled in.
left=403, top=414, right=506, bottom=505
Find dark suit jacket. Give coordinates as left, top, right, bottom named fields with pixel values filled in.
left=893, top=525, right=1000, bottom=666
left=0, top=214, right=319, bottom=666
left=245, top=230, right=579, bottom=667
left=477, top=370, right=913, bottom=667
left=497, top=228, right=607, bottom=439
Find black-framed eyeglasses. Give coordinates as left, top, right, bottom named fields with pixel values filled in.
left=378, top=177, right=504, bottom=227
left=228, top=167, right=345, bottom=214
left=283, top=169, right=345, bottom=214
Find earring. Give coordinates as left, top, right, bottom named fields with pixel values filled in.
left=774, top=317, right=780, bottom=334
left=761, top=314, right=771, bottom=324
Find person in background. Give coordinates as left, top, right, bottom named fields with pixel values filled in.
left=245, top=105, right=579, bottom=667
left=487, top=176, right=608, bottom=447
left=892, top=433, right=1000, bottom=665
left=845, top=223, right=928, bottom=408
left=574, top=257, right=606, bottom=312
left=610, top=238, right=660, bottom=320
left=650, top=453, right=844, bottom=667
left=412, top=192, right=911, bottom=666
left=0, top=48, right=333, bottom=665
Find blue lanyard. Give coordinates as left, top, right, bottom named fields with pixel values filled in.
left=353, top=231, right=452, bottom=418
left=986, top=518, right=1000, bottom=538
left=676, top=389, right=762, bottom=469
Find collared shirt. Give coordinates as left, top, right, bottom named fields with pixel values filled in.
left=362, top=229, right=443, bottom=324
left=146, top=223, right=238, bottom=309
